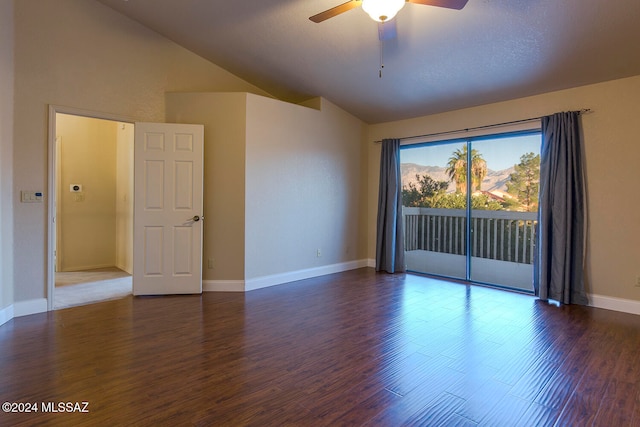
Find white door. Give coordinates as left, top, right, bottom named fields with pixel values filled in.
left=133, top=122, right=204, bottom=295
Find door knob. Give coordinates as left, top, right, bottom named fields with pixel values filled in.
left=192, top=215, right=202, bottom=222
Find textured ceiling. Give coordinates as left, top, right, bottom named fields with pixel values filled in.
left=96, top=0, right=640, bottom=123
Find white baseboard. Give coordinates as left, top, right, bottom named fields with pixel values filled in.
left=0, top=304, right=14, bottom=326
left=589, top=294, right=640, bottom=316
left=13, top=298, right=48, bottom=318
left=367, top=258, right=376, bottom=268
left=61, top=263, right=114, bottom=272
left=245, top=259, right=369, bottom=292
left=203, top=280, right=245, bottom=292
left=115, top=263, right=133, bottom=275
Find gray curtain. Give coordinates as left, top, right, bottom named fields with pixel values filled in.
left=537, top=111, right=587, bottom=304
left=375, top=139, right=405, bottom=273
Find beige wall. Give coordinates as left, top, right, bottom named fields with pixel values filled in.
left=166, top=92, right=248, bottom=281
left=245, top=96, right=366, bottom=280
left=13, top=0, right=272, bottom=302
left=56, top=114, right=117, bottom=271
left=115, top=122, right=134, bottom=274
left=166, top=93, right=367, bottom=283
left=0, top=0, right=14, bottom=312
left=367, top=75, right=640, bottom=302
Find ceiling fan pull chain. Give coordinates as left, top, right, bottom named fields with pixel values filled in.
left=379, top=25, right=385, bottom=78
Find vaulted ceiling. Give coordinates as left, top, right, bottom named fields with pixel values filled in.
left=96, top=0, right=640, bottom=123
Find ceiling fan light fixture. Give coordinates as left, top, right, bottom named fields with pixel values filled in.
left=362, top=0, right=406, bottom=22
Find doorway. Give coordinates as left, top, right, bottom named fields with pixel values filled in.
left=400, top=131, right=541, bottom=292
left=48, top=107, right=134, bottom=309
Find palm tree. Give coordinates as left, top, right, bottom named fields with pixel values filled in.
left=471, top=150, right=487, bottom=191
left=446, top=147, right=467, bottom=193
left=446, top=145, right=487, bottom=193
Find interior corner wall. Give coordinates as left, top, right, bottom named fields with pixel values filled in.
left=165, top=92, right=248, bottom=282
left=166, top=93, right=367, bottom=286
left=366, top=75, right=640, bottom=304
left=0, top=0, right=14, bottom=315
left=244, top=95, right=366, bottom=282
left=12, top=0, right=273, bottom=304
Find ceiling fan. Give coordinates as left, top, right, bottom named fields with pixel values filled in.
left=310, top=0, right=469, bottom=24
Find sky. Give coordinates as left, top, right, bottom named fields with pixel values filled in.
left=400, top=133, right=541, bottom=171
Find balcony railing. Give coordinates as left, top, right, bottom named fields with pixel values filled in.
left=403, top=207, right=538, bottom=265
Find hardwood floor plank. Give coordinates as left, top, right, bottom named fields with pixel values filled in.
left=397, top=392, right=466, bottom=427
left=1, top=268, right=640, bottom=425
left=364, top=373, right=465, bottom=426
left=507, top=357, right=559, bottom=401
left=492, top=347, right=545, bottom=386
left=327, top=388, right=401, bottom=425
left=554, top=341, right=621, bottom=427
left=592, top=380, right=638, bottom=427
left=478, top=393, right=531, bottom=426
left=438, top=412, right=479, bottom=426
left=514, top=402, right=560, bottom=427
left=383, top=352, right=443, bottom=396
left=531, top=370, right=578, bottom=414
left=533, top=342, right=592, bottom=410
left=452, top=378, right=512, bottom=423
left=446, top=364, right=500, bottom=401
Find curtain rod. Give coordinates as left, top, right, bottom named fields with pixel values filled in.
left=373, top=109, right=591, bottom=143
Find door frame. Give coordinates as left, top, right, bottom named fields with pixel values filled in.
left=46, top=105, right=136, bottom=311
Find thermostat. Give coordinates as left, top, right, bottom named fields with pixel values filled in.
left=21, top=191, right=43, bottom=203
left=70, top=184, right=83, bottom=192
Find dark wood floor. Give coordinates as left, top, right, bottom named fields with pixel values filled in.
left=1, top=268, right=639, bottom=426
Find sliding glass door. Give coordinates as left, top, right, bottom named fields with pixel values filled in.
left=401, top=140, right=467, bottom=280
left=400, top=132, right=541, bottom=292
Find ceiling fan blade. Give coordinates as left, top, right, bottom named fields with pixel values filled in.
left=406, top=0, right=469, bottom=10
left=378, top=20, right=397, bottom=41
left=309, top=0, right=362, bottom=23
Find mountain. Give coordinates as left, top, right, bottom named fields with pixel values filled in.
left=401, top=163, right=515, bottom=193
left=483, top=167, right=515, bottom=192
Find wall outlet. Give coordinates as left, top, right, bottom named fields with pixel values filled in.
left=316, top=249, right=322, bottom=257
left=208, top=258, right=214, bottom=269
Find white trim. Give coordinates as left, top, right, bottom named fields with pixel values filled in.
left=203, top=280, right=245, bottom=292
left=0, top=304, right=14, bottom=326
left=60, top=263, right=117, bottom=272
left=13, top=299, right=48, bottom=317
left=49, top=104, right=137, bottom=124
left=589, top=294, right=640, bottom=316
left=245, top=260, right=369, bottom=292
left=367, top=258, right=376, bottom=268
